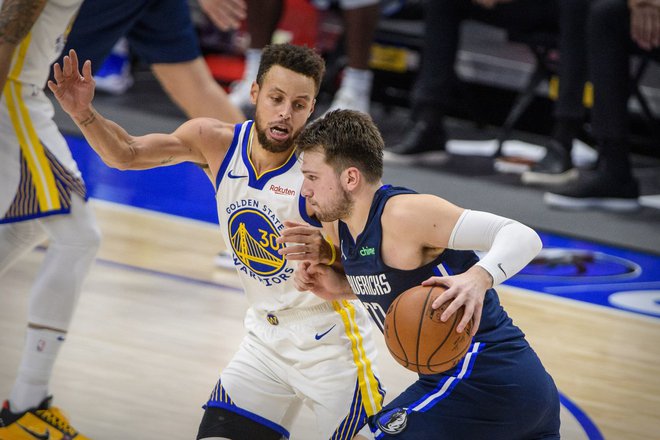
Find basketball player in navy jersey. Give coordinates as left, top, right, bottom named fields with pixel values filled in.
left=282, top=109, right=560, bottom=439
left=49, top=45, right=384, bottom=439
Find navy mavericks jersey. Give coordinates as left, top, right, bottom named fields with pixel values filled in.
left=338, top=185, right=525, bottom=344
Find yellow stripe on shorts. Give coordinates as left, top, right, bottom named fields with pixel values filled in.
left=4, top=32, right=61, bottom=212
left=332, top=300, right=384, bottom=417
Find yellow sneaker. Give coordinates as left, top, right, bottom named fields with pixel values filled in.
left=0, top=397, right=90, bottom=440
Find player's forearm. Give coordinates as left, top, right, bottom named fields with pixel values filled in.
left=70, top=106, right=140, bottom=170
left=449, top=210, right=542, bottom=286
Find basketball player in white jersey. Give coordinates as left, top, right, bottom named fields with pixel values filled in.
left=49, top=44, right=384, bottom=439
left=0, top=1, right=99, bottom=439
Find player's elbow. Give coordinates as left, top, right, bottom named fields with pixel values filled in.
left=521, top=225, right=543, bottom=258
left=103, top=142, right=142, bottom=170
left=101, top=151, right=137, bottom=171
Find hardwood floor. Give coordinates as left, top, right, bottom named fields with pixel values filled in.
left=1, top=200, right=658, bottom=439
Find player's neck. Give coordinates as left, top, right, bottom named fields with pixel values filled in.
left=344, top=182, right=381, bottom=238
left=248, top=132, right=295, bottom=176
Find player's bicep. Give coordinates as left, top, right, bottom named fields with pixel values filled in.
left=387, top=194, right=464, bottom=249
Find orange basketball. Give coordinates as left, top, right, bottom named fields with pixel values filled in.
left=383, top=285, right=473, bottom=375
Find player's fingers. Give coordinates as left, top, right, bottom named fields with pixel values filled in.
left=456, top=303, right=474, bottom=334
left=46, top=80, right=57, bottom=94
left=52, top=63, right=63, bottom=83
left=70, top=49, right=79, bottom=75
left=471, top=308, right=482, bottom=335
left=440, top=290, right=464, bottom=322
left=431, top=286, right=455, bottom=310
left=277, top=232, right=310, bottom=244
left=278, top=244, right=306, bottom=255
left=82, top=60, right=93, bottom=81
left=282, top=220, right=308, bottom=229
left=62, top=55, right=72, bottom=77
left=421, top=276, right=449, bottom=287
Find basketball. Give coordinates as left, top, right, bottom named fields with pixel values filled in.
left=384, top=285, right=473, bottom=375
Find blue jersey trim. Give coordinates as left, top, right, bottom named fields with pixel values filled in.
left=241, top=128, right=298, bottom=190
left=215, top=121, right=249, bottom=191
left=204, top=401, right=290, bottom=439
left=299, top=194, right=321, bottom=227
left=408, top=342, right=483, bottom=413
left=0, top=208, right=72, bottom=224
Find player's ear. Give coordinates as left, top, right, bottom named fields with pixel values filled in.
left=250, top=81, right=259, bottom=105
left=344, top=167, right=360, bottom=190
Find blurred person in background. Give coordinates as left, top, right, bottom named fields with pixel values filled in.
left=386, top=0, right=559, bottom=161
left=543, top=0, right=660, bottom=211
left=228, top=0, right=381, bottom=115
left=55, top=0, right=246, bottom=124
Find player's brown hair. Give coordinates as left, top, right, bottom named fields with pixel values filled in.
left=296, top=109, right=384, bottom=183
left=256, top=44, right=325, bottom=96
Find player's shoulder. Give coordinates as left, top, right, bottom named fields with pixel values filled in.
left=384, top=193, right=438, bottom=216
left=176, top=118, right=237, bottom=146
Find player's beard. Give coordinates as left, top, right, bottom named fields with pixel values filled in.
left=254, top=116, right=298, bottom=154
left=312, top=187, right=353, bottom=222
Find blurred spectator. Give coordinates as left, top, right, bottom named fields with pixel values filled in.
left=544, top=0, right=660, bottom=211
left=521, top=0, right=589, bottom=186
left=56, top=0, right=245, bottom=124
left=387, top=0, right=559, bottom=160
left=228, top=0, right=381, bottom=115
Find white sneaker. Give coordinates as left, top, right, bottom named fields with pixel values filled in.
left=228, top=78, right=254, bottom=113
left=326, top=87, right=370, bottom=114
left=94, top=39, right=133, bottom=95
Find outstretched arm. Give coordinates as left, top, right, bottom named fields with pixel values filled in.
left=0, top=0, right=47, bottom=93
left=49, top=49, right=229, bottom=172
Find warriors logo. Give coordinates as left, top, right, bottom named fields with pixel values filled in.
left=228, top=207, right=285, bottom=277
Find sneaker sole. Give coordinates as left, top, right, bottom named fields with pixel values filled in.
left=543, top=192, right=641, bottom=212
left=383, top=150, right=448, bottom=165
left=493, top=156, right=536, bottom=174
left=521, top=168, right=579, bottom=186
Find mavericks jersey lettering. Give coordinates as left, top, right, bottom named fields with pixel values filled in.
left=339, top=185, right=525, bottom=345
left=215, top=121, right=324, bottom=311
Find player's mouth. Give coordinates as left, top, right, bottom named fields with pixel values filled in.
left=268, top=123, right=291, bottom=141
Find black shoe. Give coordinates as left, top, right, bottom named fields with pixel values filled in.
left=544, top=171, right=640, bottom=212
left=384, top=120, right=447, bottom=164
left=522, top=140, right=577, bottom=186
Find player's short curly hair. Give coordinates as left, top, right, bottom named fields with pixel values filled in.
left=256, top=44, right=326, bottom=96
left=296, top=109, right=384, bottom=183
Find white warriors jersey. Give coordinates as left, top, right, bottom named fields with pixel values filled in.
left=215, top=121, right=326, bottom=312
left=2, top=0, right=82, bottom=88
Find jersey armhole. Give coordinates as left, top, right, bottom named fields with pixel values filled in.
left=215, top=122, right=249, bottom=192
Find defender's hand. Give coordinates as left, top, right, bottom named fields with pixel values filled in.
left=277, top=220, right=333, bottom=265
left=48, top=49, right=95, bottom=117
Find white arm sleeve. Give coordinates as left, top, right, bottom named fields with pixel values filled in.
left=448, top=210, right=542, bottom=286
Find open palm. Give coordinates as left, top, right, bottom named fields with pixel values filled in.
left=48, top=49, right=96, bottom=116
